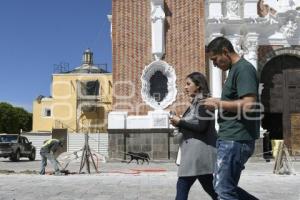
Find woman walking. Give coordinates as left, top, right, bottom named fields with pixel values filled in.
left=170, top=72, right=218, bottom=200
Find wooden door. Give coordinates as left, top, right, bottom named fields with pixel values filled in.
left=52, top=128, right=68, bottom=154
left=283, top=70, right=300, bottom=155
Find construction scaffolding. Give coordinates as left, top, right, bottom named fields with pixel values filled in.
left=79, top=133, right=99, bottom=174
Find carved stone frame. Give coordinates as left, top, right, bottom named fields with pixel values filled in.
left=141, top=60, right=177, bottom=110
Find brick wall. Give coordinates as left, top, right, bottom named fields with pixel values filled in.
left=112, top=0, right=205, bottom=115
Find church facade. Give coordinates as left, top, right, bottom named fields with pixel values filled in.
left=206, top=0, right=300, bottom=155
left=108, top=0, right=300, bottom=159
left=108, top=0, right=206, bottom=160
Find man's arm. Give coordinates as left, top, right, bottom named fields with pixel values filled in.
left=203, top=94, right=256, bottom=113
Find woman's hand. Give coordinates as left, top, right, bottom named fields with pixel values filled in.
left=169, top=115, right=181, bottom=126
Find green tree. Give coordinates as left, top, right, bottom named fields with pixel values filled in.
left=0, top=102, right=32, bottom=134
left=14, top=107, right=32, bottom=132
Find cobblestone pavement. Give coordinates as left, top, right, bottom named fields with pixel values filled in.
left=0, top=158, right=300, bottom=200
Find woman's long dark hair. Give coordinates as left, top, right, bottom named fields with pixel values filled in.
left=186, top=72, right=210, bottom=98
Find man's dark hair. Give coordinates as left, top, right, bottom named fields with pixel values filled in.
left=186, top=72, right=210, bottom=97
left=206, top=37, right=235, bottom=54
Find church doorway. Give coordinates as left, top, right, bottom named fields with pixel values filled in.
left=260, top=55, right=300, bottom=155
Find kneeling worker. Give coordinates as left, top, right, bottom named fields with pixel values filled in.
left=40, top=138, right=64, bottom=175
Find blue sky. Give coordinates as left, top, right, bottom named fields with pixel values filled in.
left=0, top=0, right=112, bottom=112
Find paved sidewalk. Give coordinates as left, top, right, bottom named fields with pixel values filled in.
left=0, top=158, right=300, bottom=200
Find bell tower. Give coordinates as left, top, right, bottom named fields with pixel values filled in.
left=110, top=0, right=206, bottom=115
left=108, top=0, right=206, bottom=160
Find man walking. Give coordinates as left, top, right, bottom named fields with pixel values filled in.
left=40, top=138, right=64, bottom=175
left=203, top=37, right=260, bottom=200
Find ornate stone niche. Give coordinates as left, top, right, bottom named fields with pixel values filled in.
left=279, top=19, right=298, bottom=39
left=141, top=60, right=177, bottom=110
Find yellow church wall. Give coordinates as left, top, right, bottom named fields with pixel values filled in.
left=32, top=98, right=54, bottom=132
left=32, top=73, right=112, bottom=133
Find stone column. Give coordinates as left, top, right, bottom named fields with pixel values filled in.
left=208, top=33, right=224, bottom=131
left=150, top=0, right=165, bottom=60
left=210, top=63, right=223, bottom=99
left=210, top=59, right=222, bottom=131
left=209, top=33, right=223, bottom=99
left=107, top=15, right=112, bottom=39
left=243, top=33, right=259, bottom=70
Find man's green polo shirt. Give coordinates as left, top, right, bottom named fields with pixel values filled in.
left=218, top=58, right=260, bottom=141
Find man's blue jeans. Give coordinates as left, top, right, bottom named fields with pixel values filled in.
left=40, top=151, right=60, bottom=175
left=213, top=139, right=255, bottom=200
